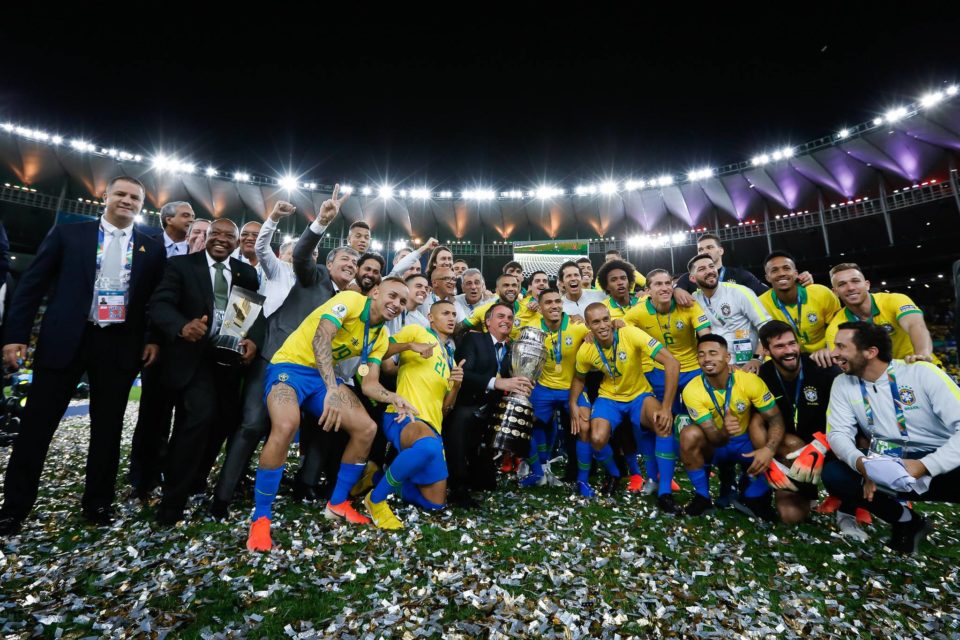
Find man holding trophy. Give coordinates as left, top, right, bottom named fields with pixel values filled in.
left=823, top=322, right=960, bottom=554
left=149, top=219, right=261, bottom=525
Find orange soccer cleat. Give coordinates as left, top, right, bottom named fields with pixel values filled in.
left=325, top=500, right=371, bottom=525
left=815, top=495, right=842, bottom=514
left=627, top=474, right=644, bottom=492
left=246, top=516, right=273, bottom=552
left=855, top=508, right=873, bottom=525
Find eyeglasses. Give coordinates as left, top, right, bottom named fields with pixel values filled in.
left=433, top=276, right=457, bottom=283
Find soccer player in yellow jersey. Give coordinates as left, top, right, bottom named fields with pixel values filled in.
left=246, top=280, right=419, bottom=551
left=623, top=269, right=712, bottom=496
left=569, top=303, right=681, bottom=511
left=515, top=270, right=548, bottom=328
left=760, top=251, right=841, bottom=368
left=576, top=257, right=600, bottom=291
left=597, top=259, right=645, bottom=319
left=519, top=288, right=592, bottom=488
left=825, top=263, right=935, bottom=363
left=603, top=249, right=648, bottom=291
left=458, top=273, right=523, bottom=339
left=680, top=334, right=786, bottom=519
left=364, top=300, right=465, bottom=529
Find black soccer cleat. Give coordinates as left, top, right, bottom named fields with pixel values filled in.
left=684, top=493, right=716, bottom=517
left=888, top=511, right=932, bottom=555
left=656, top=493, right=684, bottom=516
left=733, top=495, right=779, bottom=523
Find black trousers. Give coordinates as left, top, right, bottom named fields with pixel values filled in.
left=443, top=403, right=496, bottom=491
left=127, top=359, right=175, bottom=491
left=822, top=456, right=960, bottom=524
left=1, top=324, right=140, bottom=519
left=213, top=357, right=269, bottom=503
left=161, top=357, right=242, bottom=512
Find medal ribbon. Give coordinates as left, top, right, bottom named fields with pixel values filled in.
left=427, top=328, right=455, bottom=373
left=359, top=315, right=382, bottom=370
left=595, top=329, right=621, bottom=380
left=702, top=370, right=735, bottom=421
left=773, top=291, right=803, bottom=341
left=774, top=360, right=804, bottom=428
left=544, top=315, right=564, bottom=368
left=858, top=364, right=908, bottom=437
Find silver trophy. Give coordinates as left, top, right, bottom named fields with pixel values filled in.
left=488, top=326, right=549, bottom=456
left=212, top=286, right=266, bottom=366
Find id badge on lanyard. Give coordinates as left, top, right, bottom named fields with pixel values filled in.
left=96, top=281, right=128, bottom=323
left=732, top=328, right=753, bottom=363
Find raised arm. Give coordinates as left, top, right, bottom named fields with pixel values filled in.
left=293, top=183, right=349, bottom=286
left=257, top=203, right=294, bottom=280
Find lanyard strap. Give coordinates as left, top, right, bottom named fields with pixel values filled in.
left=550, top=316, right=564, bottom=366
left=699, top=293, right=726, bottom=328
left=360, top=318, right=381, bottom=366
left=428, top=328, right=454, bottom=371
left=718, top=266, right=726, bottom=283
left=595, top=329, right=620, bottom=380
left=858, top=364, right=908, bottom=436
left=702, top=370, right=735, bottom=420
left=773, top=291, right=803, bottom=338
left=495, top=342, right=507, bottom=369
left=774, top=362, right=804, bottom=428
left=96, top=226, right=134, bottom=272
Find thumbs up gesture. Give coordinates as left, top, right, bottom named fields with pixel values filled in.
left=723, top=407, right=741, bottom=437
left=180, top=314, right=209, bottom=342
left=449, top=359, right=466, bottom=387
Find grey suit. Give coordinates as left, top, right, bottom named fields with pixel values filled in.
left=213, top=225, right=336, bottom=506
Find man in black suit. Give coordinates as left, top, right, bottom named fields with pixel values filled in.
left=149, top=218, right=259, bottom=524
left=0, top=176, right=166, bottom=533
left=444, top=302, right=533, bottom=507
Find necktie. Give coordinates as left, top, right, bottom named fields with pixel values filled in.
left=101, top=229, right=124, bottom=282
left=495, top=342, right=505, bottom=370
left=213, top=262, right=229, bottom=311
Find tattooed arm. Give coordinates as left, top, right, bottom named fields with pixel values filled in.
left=360, top=362, right=419, bottom=420
left=743, top=406, right=785, bottom=476
left=313, top=317, right=356, bottom=431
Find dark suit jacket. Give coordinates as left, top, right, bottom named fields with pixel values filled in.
left=454, top=331, right=513, bottom=407
left=149, top=251, right=260, bottom=389
left=3, top=219, right=165, bottom=370
left=258, top=225, right=336, bottom=362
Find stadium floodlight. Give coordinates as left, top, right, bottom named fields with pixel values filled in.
left=439, top=190, right=452, bottom=198
left=0, top=123, right=13, bottom=132
left=134, top=214, right=144, bottom=223
left=476, top=189, right=496, bottom=201
left=152, top=154, right=171, bottom=171
left=410, top=188, right=431, bottom=199
left=772, top=150, right=783, bottom=161
left=378, top=185, right=394, bottom=199
left=371, top=240, right=384, bottom=251
left=688, top=168, right=713, bottom=181
left=782, top=147, right=794, bottom=158
left=51, top=134, right=63, bottom=145
left=233, top=171, right=250, bottom=182
left=305, top=182, right=317, bottom=190
left=393, top=240, right=408, bottom=251
left=71, top=139, right=94, bottom=152
left=461, top=190, right=476, bottom=200
left=838, top=128, right=850, bottom=139
left=340, top=185, right=354, bottom=195
left=398, top=189, right=408, bottom=198
left=671, top=232, right=686, bottom=245
left=361, top=186, right=372, bottom=196
left=656, top=175, right=673, bottom=187
left=575, top=185, right=597, bottom=196
left=946, top=85, right=958, bottom=97
left=278, top=175, right=298, bottom=191
left=599, top=181, right=618, bottom=195
left=872, top=117, right=883, bottom=126
left=920, top=91, right=944, bottom=108
left=177, top=161, right=195, bottom=174
left=536, top=185, right=561, bottom=199
left=885, top=107, right=908, bottom=123
left=205, top=167, right=217, bottom=177
left=627, top=235, right=641, bottom=248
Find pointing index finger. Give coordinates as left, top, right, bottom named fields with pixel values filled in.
left=331, top=183, right=340, bottom=202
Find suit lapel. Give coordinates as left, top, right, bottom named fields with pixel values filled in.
left=82, top=220, right=100, bottom=294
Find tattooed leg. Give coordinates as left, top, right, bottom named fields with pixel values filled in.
left=327, top=384, right=377, bottom=464
left=260, top=383, right=302, bottom=468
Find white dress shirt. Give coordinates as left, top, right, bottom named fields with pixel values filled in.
left=561, top=289, right=605, bottom=317
left=486, top=333, right=510, bottom=391
left=254, top=217, right=298, bottom=317
left=89, top=217, right=134, bottom=323
left=162, top=230, right=189, bottom=258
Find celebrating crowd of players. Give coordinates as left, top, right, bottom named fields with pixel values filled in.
left=0, top=176, right=957, bottom=558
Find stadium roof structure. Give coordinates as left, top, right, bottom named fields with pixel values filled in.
left=2, top=88, right=960, bottom=248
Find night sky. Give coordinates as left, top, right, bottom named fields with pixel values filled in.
left=1, top=8, right=957, bottom=190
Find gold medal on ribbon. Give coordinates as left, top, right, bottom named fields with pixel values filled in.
left=554, top=362, right=562, bottom=373
left=357, top=364, right=370, bottom=377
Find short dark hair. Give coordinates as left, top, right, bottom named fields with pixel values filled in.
left=496, top=272, right=519, bottom=286
left=106, top=175, right=145, bottom=192
left=453, top=258, right=468, bottom=265
left=357, top=252, right=385, bottom=272
left=484, top=301, right=514, bottom=322
left=763, top=250, right=797, bottom=269
left=379, top=275, right=407, bottom=288
left=837, top=321, right=893, bottom=363
left=686, top=252, right=714, bottom=273
left=596, top=259, right=635, bottom=292
left=430, top=299, right=455, bottom=312
left=576, top=257, right=592, bottom=265
left=427, top=245, right=452, bottom=272
left=349, top=220, right=371, bottom=232
left=604, top=249, right=621, bottom=257
left=646, top=268, right=671, bottom=283
left=758, top=320, right=797, bottom=350
left=503, top=260, right=523, bottom=273
left=584, top=302, right=609, bottom=320
left=529, top=270, right=548, bottom=282
left=697, top=232, right=721, bottom=246
left=538, top=286, right=562, bottom=301
left=697, top=333, right=728, bottom=349
left=404, top=273, right=428, bottom=287
left=829, top=262, right=863, bottom=280
left=558, top=260, right=581, bottom=280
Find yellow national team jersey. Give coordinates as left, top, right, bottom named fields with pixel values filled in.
left=387, top=324, right=451, bottom=431
left=272, top=291, right=390, bottom=368
left=516, top=294, right=544, bottom=328
left=538, top=315, right=591, bottom=390
left=575, top=325, right=662, bottom=402
left=623, top=298, right=711, bottom=372
left=681, top=370, right=776, bottom=436
left=462, top=298, right=524, bottom=340
left=759, top=284, right=840, bottom=353
left=603, top=294, right=646, bottom=320
left=825, top=292, right=924, bottom=360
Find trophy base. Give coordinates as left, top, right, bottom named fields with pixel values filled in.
left=212, top=334, right=244, bottom=367
left=488, top=395, right=534, bottom=458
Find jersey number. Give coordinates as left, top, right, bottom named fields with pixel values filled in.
left=661, top=331, right=675, bottom=346
left=332, top=344, right=352, bottom=360
left=434, top=360, right=447, bottom=377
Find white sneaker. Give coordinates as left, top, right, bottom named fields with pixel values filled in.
left=516, top=460, right=530, bottom=478
left=837, top=512, right=869, bottom=542
left=640, top=479, right=659, bottom=496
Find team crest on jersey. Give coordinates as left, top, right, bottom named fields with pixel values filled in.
left=803, top=386, right=818, bottom=403
left=675, top=320, right=685, bottom=330
left=899, top=386, right=916, bottom=407
left=332, top=304, right=348, bottom=318
left=720, top=303, right=732, bottom=316
left=806, top=312, right=818, bottom=324
left=735, top=400, right=747, bottom=413
left=618, top=351, right=627, bottom=361
left=278, top=373, right=289, bottom=383
left=514, top=318, right=521, bottom=327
